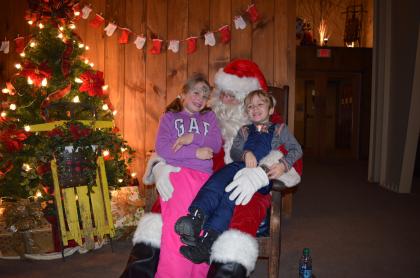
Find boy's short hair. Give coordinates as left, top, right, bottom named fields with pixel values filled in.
left=243, top=89, right=276, bottom=109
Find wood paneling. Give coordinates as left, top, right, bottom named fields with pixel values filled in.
left=208, top=0, right=231, bottom=85
left=187, top=0, right=209, bottom=77
left=124, top=0, right=147, bottom=185
left=105, top=0, right=126, bottom=133
left=252, top=0, right=274, bottom=85
left=166, top=0, right=188, bottom=102
left=0, top=0, right=297, bottom=197
left=231, top=0, right=252, bottom=60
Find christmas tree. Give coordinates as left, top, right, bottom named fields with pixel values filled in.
left=0, top=0, right=135, bottom=200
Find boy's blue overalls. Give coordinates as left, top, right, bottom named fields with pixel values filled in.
left=189, top=123, right=275, bottom=234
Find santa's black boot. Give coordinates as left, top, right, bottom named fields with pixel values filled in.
left=175, top=208, right=206, bottom=246
left=121, top=213, right=162, bottom=278
left=207, top=262, right=248, bottom=278
left=120, top=242, right=160, bottom=278
left=208, top=230, right=259, bottom=278
left=180, top=229, right=219, bottom=264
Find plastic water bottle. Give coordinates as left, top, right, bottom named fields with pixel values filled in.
left=299, top=248, right=312, bottom=278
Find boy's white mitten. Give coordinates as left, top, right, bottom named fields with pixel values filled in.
left=225, top=167, right=269, bottom=205
left=152, top=162, right=181, bottom=201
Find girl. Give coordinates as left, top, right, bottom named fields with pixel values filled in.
left=154, top=73, right=222, bottom=278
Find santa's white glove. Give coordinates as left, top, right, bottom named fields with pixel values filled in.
left=152, top=161, right=181, bottom=201
left=225, top=167, right=269, bottom=205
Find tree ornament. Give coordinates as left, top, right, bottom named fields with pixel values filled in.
left=0, top=128, right=29, bottom=152
left=134, top=35, right=146, bottom=49
left=150, top=39, right=163, bottom=55
left=14, top=36, right=26, bottom=54
left=5, top=82, right=16, bottom=96
left=40, top=84, right=72, bottom=120
left=204, top=32, right=216, bottom=46
left=81, top=5, right=92, bottom=19
left=246, top=4, right=260, bottom=23
left=186, top=37, right=197, bottom=54
left=118, top=28, right=131, bottom=44
left=72, top=2, right=82, bottom=21
left=61, top=42, right=74, bottom=77
left=168, top=40, right=180, bottom=53
left=104, top=23, right=117, bottom=37
left=0, top=40, right=10, bottom=54
left=19, top=61, right=52, bottom=87
left=79, top=71, right=105, bottom=96
left=219, top=25, right=231, bottom=44
left=234, top=16, right=247, bottom=30
left=89, top=14, right=105, bottom=28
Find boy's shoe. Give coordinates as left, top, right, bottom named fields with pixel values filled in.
left=175, top=208, right=205, bottom=246
left=179, top=230, right=219, bottom=264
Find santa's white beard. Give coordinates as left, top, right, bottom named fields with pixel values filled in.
left=209, top=94, right=250, bottom=163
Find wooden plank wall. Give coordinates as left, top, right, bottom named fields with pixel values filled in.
left=0, top=0, right=296, bottom=199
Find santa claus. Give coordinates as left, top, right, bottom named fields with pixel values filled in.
left=121, top=59, right=302, bottom=278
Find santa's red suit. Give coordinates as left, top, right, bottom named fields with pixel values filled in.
left=122, top=60, right=302, bottom=278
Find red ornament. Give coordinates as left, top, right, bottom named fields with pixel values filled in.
left=0, top=128, right=29, bottom=152
left=186, top=37, right=197, bottom=54
left=150, top=39, right=163, bottom=55
left=72, top=2, right=81, bottom=21
left=14, top=37, right=26, bottom=54
left=79, top=70, right=105, bottom=97
left=219, top=25, right=231, bottom=44
left=118, top=28, right=131, bottom=44
left=69, top=124, right=91, bottom=140
left=89, top=14, right=105, bottom=28
left=20, top=61, right=52, bottom=87
left=246, top=4, right=260, bottom=23
left=47, top=128, right=64, bottom=138
left=61, top=42, right=73, bottom=77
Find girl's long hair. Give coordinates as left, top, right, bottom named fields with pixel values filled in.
left=166, top=73, right=212, bottom=114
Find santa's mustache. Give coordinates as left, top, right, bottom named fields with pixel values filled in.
left=209, top=93, right=249, bottom=141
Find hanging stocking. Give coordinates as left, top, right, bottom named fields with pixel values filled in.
left=0, top=40, right=10, bottom=54
left=204, top=32, right=216, bottom=46
left=246, top=4, right=260, bottom=23
left=14, top=37, right=26, bottom=54
left=134, top=35, right=146, bottom=49
left=89, top=14, right=105, bottom=28
left=104, top=23, right=117, bottom=37
left=150, top=39, right=163, bottom=55
left=234, top=16, right=247, bottom=30
left=168, top=40, right=180, bottom=53
left=118, top=28, right=131, bottom=44
left=81, top=5, right=92, bottom=19
left=219, top=25, right=231, bottom=44
left=186, top=37, right=197, bottom=54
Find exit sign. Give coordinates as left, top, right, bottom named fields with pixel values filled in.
left=317, top=48, right=331, bottom=58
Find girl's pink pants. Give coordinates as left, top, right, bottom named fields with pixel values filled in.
left=155, top=167, right=210, bottom=278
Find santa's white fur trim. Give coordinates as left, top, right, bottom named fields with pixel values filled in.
left=132, top=213, right=162, bottom=248
left=142, top=153, right=165, bottom=185
left=259, top=150, right=301, bottom=187
left=214, top=68, right=261, bottom=102
left=210, top=229, right=258, bottom=275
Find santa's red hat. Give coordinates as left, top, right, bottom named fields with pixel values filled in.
left=214, top=59, right=268, bottom=101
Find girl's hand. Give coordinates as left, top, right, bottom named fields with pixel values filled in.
left=172, top=133, right=194, bottom=152
left=196, top=147, right=213, bottom=160
left=267, top=162, right=286, bottom=179
left=244, top=151, right=257, bottom=168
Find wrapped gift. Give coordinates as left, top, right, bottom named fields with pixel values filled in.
left=111, top=186, right=145, bottom=239
left=0, top=198, right=54, bottom=256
